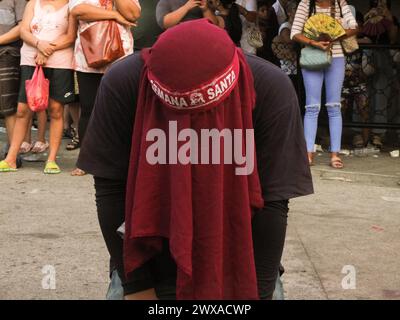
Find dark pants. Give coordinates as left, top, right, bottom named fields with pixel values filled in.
left=94, top=177, right=288, bottom=300
left=76, top=72, right=103, bottom=144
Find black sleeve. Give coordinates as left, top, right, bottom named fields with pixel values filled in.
left=77, top=54, right=144, bottom=180
left=247, top=55, right=314, bottom=202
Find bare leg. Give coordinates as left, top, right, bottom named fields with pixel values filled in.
left=4, top=103, right=33, bottom=167
left=4, top=114, right=16, bottom=144
left=124, top=288, right=158, bottom=300
left=47, top=99, right=64, bottom=162
left=37, top=110, right=47, bottom=143
left=23, top=118, right=32, bottom=144
left=68, top=102, right=80, bottom=131
left=63, top=105, right=70, bottom=131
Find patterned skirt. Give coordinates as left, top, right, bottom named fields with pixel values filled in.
left=0, top=51, right=20, bottom=116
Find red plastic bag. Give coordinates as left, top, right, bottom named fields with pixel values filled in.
left=25, top=65, right=49, bottom=112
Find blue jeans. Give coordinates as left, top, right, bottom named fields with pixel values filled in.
left=302, top=57, right=345, bottom=153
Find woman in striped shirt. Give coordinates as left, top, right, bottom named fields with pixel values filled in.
left=291, top=0, right=358, bottom=168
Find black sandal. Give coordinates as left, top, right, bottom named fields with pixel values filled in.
left=66, top=136, right=80, bottom=151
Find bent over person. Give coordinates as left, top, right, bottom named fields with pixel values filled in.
left=78, top=19, right=314, bottom=300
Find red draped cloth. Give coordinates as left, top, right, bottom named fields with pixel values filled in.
left=124, top=19, right=264, bottom=299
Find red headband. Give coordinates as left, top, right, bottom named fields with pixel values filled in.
left=147, top=50, right=240, bottom=112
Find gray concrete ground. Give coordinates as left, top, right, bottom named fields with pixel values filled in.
left=0, top=127, right=399, bottom=300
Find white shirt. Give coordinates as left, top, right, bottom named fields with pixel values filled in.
left=236, top=0, right=257, bottom=54
left=273, top=0, right=288, bottom=26
left=69, top=0, right=141, bottom=73
left=290, top=0, right=357, bottom=58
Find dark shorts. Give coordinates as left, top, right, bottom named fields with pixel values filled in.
left=18, top=66, right=75, bottom=105
left=124, top=240, right=177, bottom=299
left=0, top=53, right=20, bottom=116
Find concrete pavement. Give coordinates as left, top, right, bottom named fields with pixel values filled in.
left=0, top=127, right=399, bottom=300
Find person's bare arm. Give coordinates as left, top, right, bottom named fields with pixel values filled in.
left=293, top=34, right=331, bottom=51
left=114, top=0, right=141, bottom=23
left=71, top=4, right=134, bottom=27
left=163, top=0, right=200, bottom=29
left=237, top=4, right=257, bottom=23
left=50, top=14, right=78, bottom=51
left=345, top=28, right=359, bottom=38
left=20, top=0, right=56, bottom=57
left=0, top=23, right=21, bottom=45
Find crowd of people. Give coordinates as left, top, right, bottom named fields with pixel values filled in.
left=0, top=0, right=399, bottom=174
left=0, top=0, right=398, bottom=301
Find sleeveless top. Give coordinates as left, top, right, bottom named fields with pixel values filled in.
left=20, top=0, right=74, bottom=69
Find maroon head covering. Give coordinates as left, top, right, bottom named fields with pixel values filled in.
left=124, top=19, right=264, bottom=300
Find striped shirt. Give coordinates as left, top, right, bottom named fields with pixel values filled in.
left=290, top=0, right=357, bottom=57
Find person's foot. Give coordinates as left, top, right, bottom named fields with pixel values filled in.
left=44, top=161, right=61, bottom=174
left=31, top=141, right=49, bottom=153
left=71, top=168, right=86, bottom=176
left=308, top=152, right=314, bottom=166
left=330, top=156, right=344, bottom=169
left=352, top=134, right=364, bottom=148
left=19, top=141, right=32, bottom=154
left=0, top=160, right=17, bottom=172
left=371, top=135, right=383, bottom=149
left=66, top=136, right=80, bottom=151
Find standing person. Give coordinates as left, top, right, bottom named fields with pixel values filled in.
left=272, top=0, right=299, bottom=89
left=0, top=0, right=27, bottom=160
left=77, top=19, right=313, bottom=300
left=341, top=8, right=371, bottom=148
left=273, top=0, right=289, bottom=25
left=208, top=0, right=243, bottom=46
left=69, top=0, right=141, bottom=176
left=257, top=0, right=280, bottom=65
left=291, top=0, right=358, bottom=168
left=156, top=0, right=221, bottom=29
left=0, top=0, right=77, bottom=174
left=132, top=0, right=163, bottom=51
left=363, top=0, right=399, bottom=148
left=235, top=0, right=258, bottom=54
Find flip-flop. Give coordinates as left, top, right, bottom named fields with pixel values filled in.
left=0, top=160, right=18, bottom=172
left=32, top=141, right=49, bottom=153
left=44, top=161, right=61, bottom=174
left=19, top=141, right=33, bottom=154
left=330, top=157, right=344, bottom=169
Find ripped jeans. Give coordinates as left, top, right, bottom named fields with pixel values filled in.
left=302, top=57, right=345, bottom=153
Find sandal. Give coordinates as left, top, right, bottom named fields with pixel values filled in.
left=63, top=128, right=74, bottom=139
left=31, top=141, right=49, bottom=153
left=0, top=160, right=18, bottom=172
left=330, top=157, right=344, bottom=169
left=44, top=161, right=61, bottom=174
left=371, top=135, right=383, bottom=148
left=66, top=136, right=80, bottom=151
left=19, top=141, right=32, bottom=154
left=71, top=168, right=86, bottom=176
left=352, top=134, right=364, bottom=148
